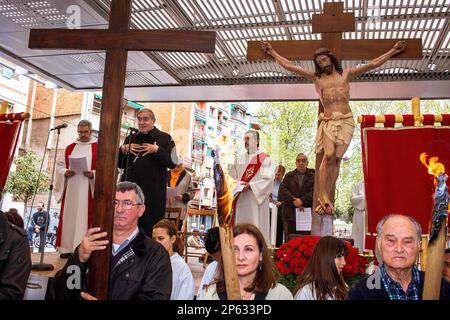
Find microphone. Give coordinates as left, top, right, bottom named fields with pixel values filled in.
left=128, top=127, right=139, bottom=133
left=49, top=123, right=68, bottom=131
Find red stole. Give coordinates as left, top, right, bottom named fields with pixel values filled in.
left=231, top=152, right=268, bottom=224
left=56, top=142, right=97, bottom=247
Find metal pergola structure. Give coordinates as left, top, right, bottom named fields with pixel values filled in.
left=0, top=0, right=448, bottom=101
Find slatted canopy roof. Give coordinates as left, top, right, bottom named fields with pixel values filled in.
left=0, top=0, right=448, bottom=101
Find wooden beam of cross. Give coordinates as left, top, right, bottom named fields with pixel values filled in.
left=28, top=0, right=215, bottom=300
left=247, top=2, right=422, bottom=61
left=246, top=2, right=422, bottom=236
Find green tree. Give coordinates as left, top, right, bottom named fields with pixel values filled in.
left=4, top=150, right=49, bottom=218
left=256, top=101, right=318, bottom=170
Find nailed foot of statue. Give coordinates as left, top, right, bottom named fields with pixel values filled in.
left=315, top=198, right=334, bottom=215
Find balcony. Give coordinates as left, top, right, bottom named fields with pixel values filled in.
left=194, top=107, right=207, bottom=122
left=193, top=132, right=206, bottom=142
left=230, top=114, right=247, bottom=126
left=192, top=152, right=205, bottom=162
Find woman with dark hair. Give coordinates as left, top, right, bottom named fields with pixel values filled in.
left=5, top=208, right=24, bottom=228
left=152, top=219, right=194, bottom=300
left=200, top=223, right=293, bottom=300
left=294, top=236, right=348, bottom=300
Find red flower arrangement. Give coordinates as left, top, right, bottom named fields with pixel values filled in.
left=274, top=236, right=367, bottom=291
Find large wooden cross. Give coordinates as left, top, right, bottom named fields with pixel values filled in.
left=247, top=2, right=422, bottom=236
left=28, top=0, right=215, bottom=299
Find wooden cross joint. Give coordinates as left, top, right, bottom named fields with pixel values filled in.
left=312, top=2, right=355, bottom=33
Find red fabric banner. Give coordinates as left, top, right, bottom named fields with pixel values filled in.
left=0, top=120, right=22, bottom=191
left=361, top=127, right=450, bottom=251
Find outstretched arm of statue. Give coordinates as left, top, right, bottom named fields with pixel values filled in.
left=260, top=41, right=315, bottom=81
left=348, top=40, right=407, bottom=77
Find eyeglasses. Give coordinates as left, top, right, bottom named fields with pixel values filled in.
left=137, top=117, right=151, bottom=122
left=114, top=200, right=141, bottom=210
left=296, top=159, right=308, bottom=163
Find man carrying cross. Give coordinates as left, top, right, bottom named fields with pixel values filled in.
left=260, top=40, right=406, bottom=215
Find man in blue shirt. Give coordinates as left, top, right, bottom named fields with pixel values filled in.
left=347, top=214, right=449, bottom=300
left=270, top=165, right=285, bottom=247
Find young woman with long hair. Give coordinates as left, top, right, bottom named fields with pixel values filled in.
left=200, top=223, right=293, bottom=300
left=294, top=236, right=348, bottom=300
left=152, top=219, right=194, bottom=300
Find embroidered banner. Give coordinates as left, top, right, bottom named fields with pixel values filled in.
left=361, top=127, right=450, bottom=251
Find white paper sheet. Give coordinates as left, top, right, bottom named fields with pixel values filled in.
left=232, top=181, right=246, bottom=196
left=69, top=156, right=88, bottom=175
left=295, top=207, right=312, bottom=231
left=166, top=186, right=179, bottom=199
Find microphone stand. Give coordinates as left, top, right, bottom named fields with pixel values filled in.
left=25, top=131, right=51, bottom=236
left=32, top=127, right=63, bottom=271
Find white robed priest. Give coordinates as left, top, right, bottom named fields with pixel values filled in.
left=54, top=120, right=98, bottom=258
left=350, top=181, right=366, bottom=253
left=229, top=130, right=273, bottom=243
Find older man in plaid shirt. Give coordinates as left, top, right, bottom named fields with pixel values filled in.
left=346, top=214, right=450, bottom=300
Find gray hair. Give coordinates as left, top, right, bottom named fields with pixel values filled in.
left=78, top=119, right=92, bottom=130
left=245, top=129, right=259, bottom=142
left=375, top=214, right=422, bottom=262
left=137, top=108, right=156, bottom=121
left=116, top=181, right=145, bottom=205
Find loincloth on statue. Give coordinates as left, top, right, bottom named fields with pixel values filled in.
left=315, top=112, right=355, bottom=158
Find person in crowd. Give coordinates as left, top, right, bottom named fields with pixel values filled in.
left=152, top=219, right=194, bottom=300
left=187, top=228, right=204, bottom=248
left=54, top=119, right=97, bottom=259
left=229, top=130, right=273, bottom=244
left=5, top=208, right=24, bottom=228
left=350, top=181, right=366, bottom=252
left=0, top=205, right=32, bottom=300
left=270, top=165, right=286, bottom=247
left=294, top=236, right=348, bottom=300
left=278, top=153, right=314, bottom=240
left=347, top=214, right=450, bottom=300
left=200, top=223, right=293, bottom=300
left=119, top=108, right=177, bottom=235
left=166, top=159, right=194, bottom=230
left=52, top=182, right=172, bottom=300
left=31, top=201, right=49, bottom=253
left=197, top=226, right=221, bottom=299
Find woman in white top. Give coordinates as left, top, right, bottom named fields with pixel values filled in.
left=200, top=223, right=293, bottom=300
left=152, top=219, right=195, bottom=300
left=294, top=236, right=348, bottom=300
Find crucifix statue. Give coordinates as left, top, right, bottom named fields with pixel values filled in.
left=28, top=0, right=215, bottom=299
left=247, top=2, right=422, bottom=235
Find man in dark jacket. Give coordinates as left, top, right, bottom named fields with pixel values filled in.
left=347, top=214, right=450, bottom=300
left=278, top=153, right=314, bottom=241
left=31, top=201, right=49, bottom=253
left=0, top=209, right=32, bottom=300
left=118, top=108, right=177, bottom=236
left=52, top=182, right=172, bottom=300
